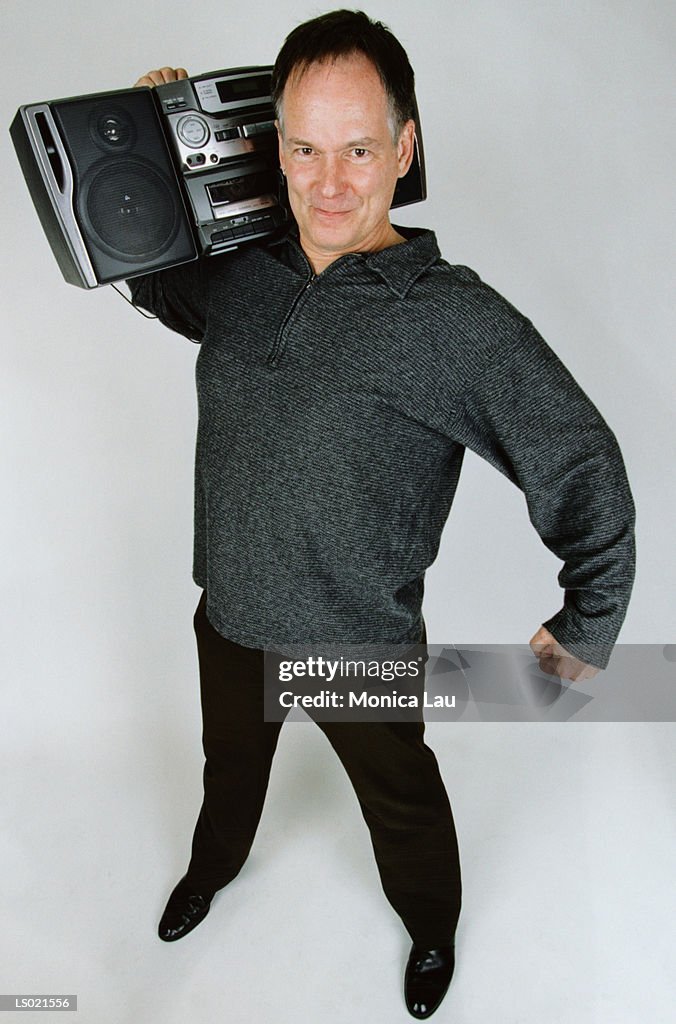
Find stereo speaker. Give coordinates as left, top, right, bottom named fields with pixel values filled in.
left=10, top=88, right=197, bottom=288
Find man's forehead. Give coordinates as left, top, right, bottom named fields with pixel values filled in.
left=278, top=52, right=396, bottom=146
left=281, top=55, right=390, bottom=131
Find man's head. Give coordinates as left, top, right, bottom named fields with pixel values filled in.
left=271, top=10, right=417, bottom=271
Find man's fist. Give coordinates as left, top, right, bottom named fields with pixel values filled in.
left=133, top=67, right=189, bottom=88
left=529, top=625, right=601, bottom=682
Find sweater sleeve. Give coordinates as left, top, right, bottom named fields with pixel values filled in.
left=126, top=257, right=209, bottom=342
left=447, top=320, right=636, bottom=669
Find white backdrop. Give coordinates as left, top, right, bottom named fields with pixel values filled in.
left=1, top=3, right=674, bottom=1023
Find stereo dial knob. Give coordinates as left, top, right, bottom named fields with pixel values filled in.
left=177, top=115, right=210, bottom=148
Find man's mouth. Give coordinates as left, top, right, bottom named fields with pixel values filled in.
left=313, top=207, right=353, bottom=218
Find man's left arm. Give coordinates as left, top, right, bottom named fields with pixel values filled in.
left=448, top=318, right=636, bottom=676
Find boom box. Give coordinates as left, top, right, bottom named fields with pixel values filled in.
left=10, top=66, right=427, bottom=289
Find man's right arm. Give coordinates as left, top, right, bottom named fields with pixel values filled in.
left=127, top=66, right=207, bottom=342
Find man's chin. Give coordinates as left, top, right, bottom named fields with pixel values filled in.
left=307, top=211, right=356, bottom=240
left=301, top=222, right=357, bottom=255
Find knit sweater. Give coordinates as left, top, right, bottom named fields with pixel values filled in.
left=128, top=225, right=635, bottom=668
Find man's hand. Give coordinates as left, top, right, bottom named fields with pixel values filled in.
left=133, top=67, right=189, bottom=88
left=529, top=625, right=601, bottom=682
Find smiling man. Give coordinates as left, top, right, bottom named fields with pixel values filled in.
left=130, top=9, right=635, bottom=1020
left=276, top=51, right=415, bottom=270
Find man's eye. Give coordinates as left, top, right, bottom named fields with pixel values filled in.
left=352, top=148, right=369, bottom=158
left=295, top=147, right=314, bottom=156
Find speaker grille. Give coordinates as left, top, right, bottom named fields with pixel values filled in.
left=80, top=159, right=179, bottom=260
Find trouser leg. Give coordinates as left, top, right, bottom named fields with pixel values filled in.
left=184, top=591, right=284, bottom=893
left=316, top=717, right=462, bottom=948
left=182, top=593, right=461, bottom=943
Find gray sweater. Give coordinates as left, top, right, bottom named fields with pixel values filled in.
left=129, top=226, right=635, bottom=668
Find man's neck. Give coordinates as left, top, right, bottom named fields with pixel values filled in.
left=301, top=223, right=407, bottom=276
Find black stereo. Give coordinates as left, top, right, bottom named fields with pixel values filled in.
left=10, top=66, right=427, bottom=289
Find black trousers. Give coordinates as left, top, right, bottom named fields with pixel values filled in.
left=184, top=590, right=462, bottom=948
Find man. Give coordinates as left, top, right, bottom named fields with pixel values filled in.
left=130, top=9, right=635, bottom=1019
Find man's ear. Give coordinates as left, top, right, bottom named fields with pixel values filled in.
left=275, top=119, right=285, bottom=175
left=396, top=119, right=416, bottom=178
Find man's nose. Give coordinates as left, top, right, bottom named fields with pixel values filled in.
left=318, top=156, right=344, bottom=197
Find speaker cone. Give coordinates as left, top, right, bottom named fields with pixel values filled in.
left=89, top=105, right=137, bottom=152
left=79, top=158, right=180, bottom=260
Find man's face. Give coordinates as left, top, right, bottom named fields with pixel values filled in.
left=277, top=53, right=415, bottom=268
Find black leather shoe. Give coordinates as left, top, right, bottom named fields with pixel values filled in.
left=404, top=943, right=455, bottom=1019
left=158, top=876, right=215, bottom=942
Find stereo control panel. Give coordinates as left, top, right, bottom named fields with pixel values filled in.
left=155, top=68, right=286, bottom=255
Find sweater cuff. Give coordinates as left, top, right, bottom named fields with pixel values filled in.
left=541, top=606, right=616, bottom=670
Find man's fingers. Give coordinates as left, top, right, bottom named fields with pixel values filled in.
left=529, top=625, right=555, bottom=658
left=536, top=655, right=558, bottom=677
left=529, top=624, right=601, bottom=681
left=153, top=66, right=186, bottom=84
left=133, top=67, right=189, bottom=88
left=535, top=653, right=600, bottom=682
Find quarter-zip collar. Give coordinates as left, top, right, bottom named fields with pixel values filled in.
left=272, top=223, right=442, bottom=299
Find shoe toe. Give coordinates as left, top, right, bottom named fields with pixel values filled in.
left=158, top=878, right=212, bottom=942
left=404, top=944, right=455, bottom=1019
